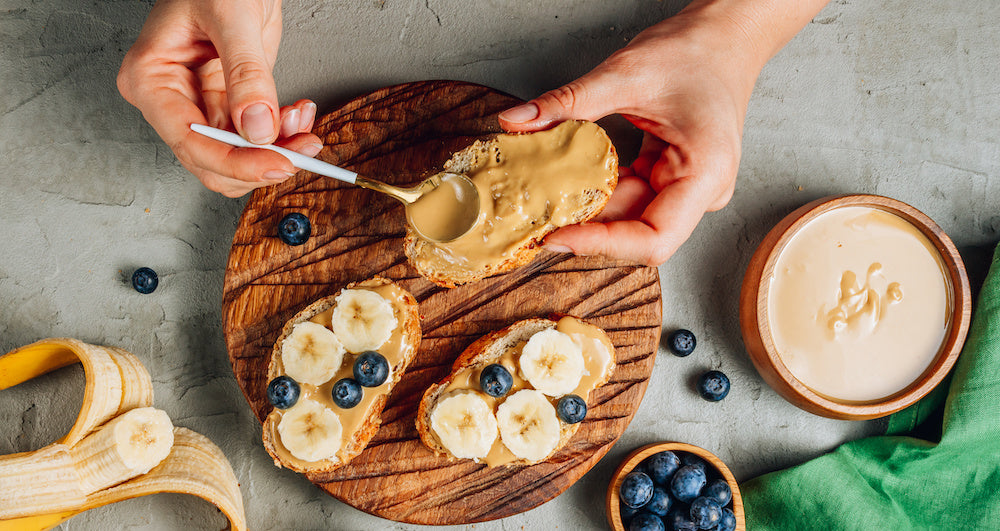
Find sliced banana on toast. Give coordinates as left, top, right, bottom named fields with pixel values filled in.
left=416, top=316, right=615, bottom=466
left=262, top=277, right=420, bottom=474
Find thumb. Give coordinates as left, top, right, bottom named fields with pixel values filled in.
left=208, top=11, right=280, bottom=145
left=499, top=66, right=625, bottom=132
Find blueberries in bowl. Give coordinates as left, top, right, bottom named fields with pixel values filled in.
left=698, top=370, right=731, bottom=401
left=479, top=363, right=513, bottom=397
left=643, top=450, right=681, bottom=485
left=704, top=478, right=733, bottom=506
left=556, top=394, right=587, bottom=424
left=645, top=486, right=672, bottom=517
left=717, top=507, right=737, bottom=531
left=666, top=329, right=696, bottom=357
left=690, top=496, right=722, bottom=529
left=629, top=512, right=665, bottom=531
left=670, top=465, right=707, bottom=503
left=665, top=508, right=698, bottom=531
left=619, top=471, right=655, bottom=509
left=277, top=212, right=311, bottom=246
left=680, top=453, right=707, bottom=473
left=131, top=267, right=158, bottom=294
left=266, top=375, right=300, bottom=409
left=331, top=378, right=363, bottom=408
left=353, top=351, right=389, bottom=387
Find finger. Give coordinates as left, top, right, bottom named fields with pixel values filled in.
left=544, top=176, right=714, bottom=266
left=499, top=63, right=630, bottom=132
left=202, top=6, right=280, bottom=144
left=191, top=167, right=268, bottom=198
left=593, top=175, right=656, bottom=222
left=275, top=131, right=324, bottom=158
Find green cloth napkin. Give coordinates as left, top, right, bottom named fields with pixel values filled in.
left=743, top=243, right=1000, bottom=530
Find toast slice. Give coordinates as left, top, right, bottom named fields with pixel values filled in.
left=262, top=277, right=420, bottom=475
left=404, top=120, right=619, bottom=287
left=416, top=316, right=616, bottom=466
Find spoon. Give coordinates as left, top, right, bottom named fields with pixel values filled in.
left=189, top=123, right=480, bottom=243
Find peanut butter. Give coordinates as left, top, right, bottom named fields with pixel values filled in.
left=767, top=206, right=951, bottom=402
left=409, top=120, right=616, bottom=277
left=436, top=316, right=614, bottom=466
left=266, top=284, right=415, bottom=468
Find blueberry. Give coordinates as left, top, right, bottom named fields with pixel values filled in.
left=704, top=479, right=732, bottom=507
left=679, top=453, right=708, bottom=474
left=645, top=486, right=672, bottom=517
left=621, top=503, right=639, bottom=526
left=556, top=394, right=587, bottom=424
left=666, top=329, right=696, bottom=357
left=690, top=496, right=722, bottom=529
left=698, top=370, right=730, bottom=401
left=716, top=507, right=737, bottom=531
left=131, top=267, right=158, bottom=294
left=665, top=507, right=698, bottom=531
left=670, top=465, right=707, bottom=503
left=619, top=471, right=655, bottom=509
left=353, top=351, right=389, bottom=387
left=628, top=512, right=664, bottom=531
left=266, top=375, right=300, bottom=409
left=479, top=363, right=513, bottom=397
left=277, top=212, right=311, bottom=246
left=331, top=378, right=363, bottom=408
left=643, top=451, right=681, bottom=485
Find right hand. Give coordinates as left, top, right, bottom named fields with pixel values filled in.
left=117, top=0, right=323, bottom=198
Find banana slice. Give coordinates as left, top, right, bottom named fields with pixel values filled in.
left=496, top=389, right=561, bottom=462
left=277, top=399, right=343, bottom=463
left=519, top=329, right=585, bottom=396
left=281, top=321, right=346, bottom=385
left=331, top=289, right=398, bottom=353
left=430, top=391, right=498, bottom=460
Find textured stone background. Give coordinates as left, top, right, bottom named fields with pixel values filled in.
left=1, top=1, right=998, bottom=529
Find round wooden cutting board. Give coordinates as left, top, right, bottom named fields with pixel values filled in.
left=222, top=81, right=662, bottom=525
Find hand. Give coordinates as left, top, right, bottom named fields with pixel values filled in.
left=499, top=0, right=827, bottom=266
left=117, top=0, right=323, bottom=197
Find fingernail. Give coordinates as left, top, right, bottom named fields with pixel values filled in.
left=299, top=102, right=317, bottom=131
left=300, top=143, right=323, bottom=157
left=280, top=108, right=301, bottom=138
left=242, top=103, right=275, bottom=144
left=263, top=170, right=295, bottom=181
left=543, top=243, right=572, bottom=253
left=498, top=103, right=539, bottom=123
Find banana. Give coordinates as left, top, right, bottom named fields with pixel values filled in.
left=281, top=321, right=346, bottom=385
left=518, top=329, right=585, bottom=396
left=496, top=389, right=562, bottom=462
left=430, top=391, right=498, bottom=460
left=0, top=339, right=246, bottom=531
left=331, top=289, right=398, bottom=353
left=277, top=398, right=343, bottom=462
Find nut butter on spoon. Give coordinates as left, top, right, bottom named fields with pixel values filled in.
left=190, top=123, right=480, bottom=243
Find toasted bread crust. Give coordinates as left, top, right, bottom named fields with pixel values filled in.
left=416, top=317, right=616, bottom=466
left=262, top=277, right=421, bottom=476
left=404, top=121, right=619, bottom=288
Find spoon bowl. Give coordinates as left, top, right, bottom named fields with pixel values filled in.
left=190, top=123, right=481, bottom=243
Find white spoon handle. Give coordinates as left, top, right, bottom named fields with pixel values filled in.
left=189, top=123, right=358, bottom=184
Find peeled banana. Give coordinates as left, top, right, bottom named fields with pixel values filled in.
left=278, top=398, right=344, bottom=462
left=496, top=389, right=562, bottom=462
left=331, top=288, right=398, bottom=352
left=281, top=321, right=346, bottom=385
left=430, top=391, right=499, bottom=460
left=519, top=329, right=585, bottom=396
left=0, top=338, right=246, bottom=531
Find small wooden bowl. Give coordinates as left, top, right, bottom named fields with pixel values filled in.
left=606, top=442, right=745, bottom=531
left=739, top=194, right=972, bottom=420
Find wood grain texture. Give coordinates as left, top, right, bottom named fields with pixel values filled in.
left=738, top=194, right=971, bottom=420
left=221, top=81, right=662, bottom=524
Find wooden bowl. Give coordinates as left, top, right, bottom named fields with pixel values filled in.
left=739, top=194, right=972, bottom=420
left=606, top=442, right=745, bottom=531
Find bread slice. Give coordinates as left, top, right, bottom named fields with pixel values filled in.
left=262, top=277, right=420, bottom=475
left=416, top=317, right=616, bottom=466
left=404, top=120, right=619, bottom=288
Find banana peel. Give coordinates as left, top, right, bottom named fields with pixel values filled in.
left=0, top=338, right=247, bottom=531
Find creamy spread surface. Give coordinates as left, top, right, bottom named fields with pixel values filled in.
left=766, top=206, right=951, bottom=402
left=266, top=283, right=414, bottom=469
left=409, top=120, right=616, bottom=276
left=436, top=316, right=614, bottom=466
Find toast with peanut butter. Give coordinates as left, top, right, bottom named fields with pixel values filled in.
left=415, top=316, right=616, bottom=466
left=404, top=120, right=619, bottom=288
left=261, top=277, right=420, bottom=476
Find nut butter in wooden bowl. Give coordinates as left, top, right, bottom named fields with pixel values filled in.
left=606, top=442, right=744, bottom=531
left=740, top=194, right=972, bottom=420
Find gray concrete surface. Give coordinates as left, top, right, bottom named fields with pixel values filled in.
left=2, top=1, right=998, bottom=529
